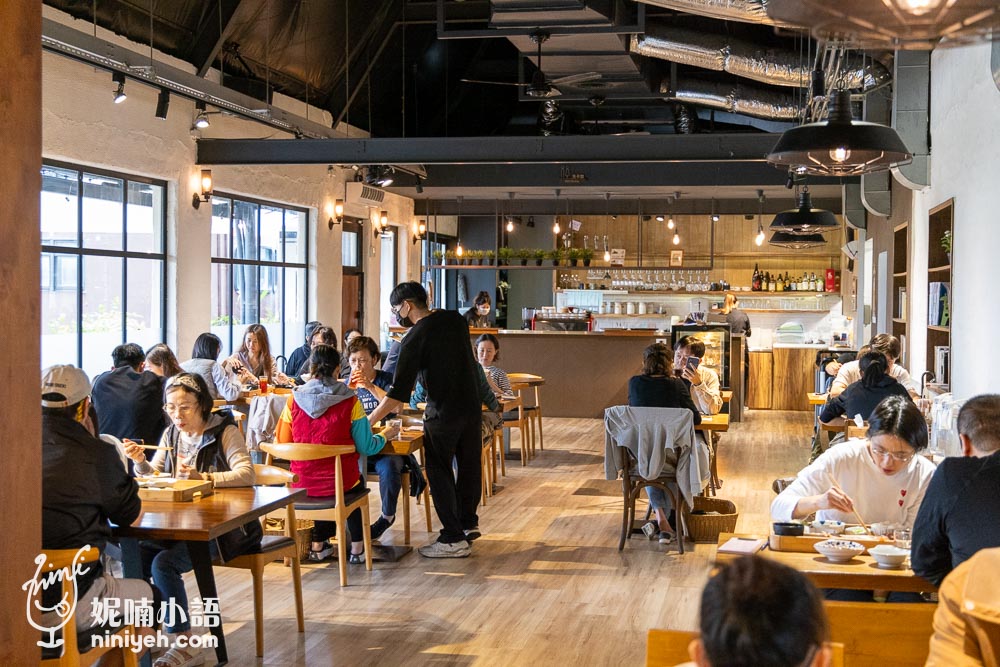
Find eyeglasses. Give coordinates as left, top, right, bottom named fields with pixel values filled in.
left=870, top=442, right=914, bottom=463
left=164, top=402, right=199, bottom=416
left=391, top=301, right=407, bottom=318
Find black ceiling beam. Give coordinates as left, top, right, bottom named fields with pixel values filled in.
left=403, top=162, right=849, bottom=189
left=196, top=133, right=788, bottom=165
left=412, top=197, right=844, bottom=216
left=435, top=0, right=645, bottom=39
left=189, top=0, right=246, bottom=78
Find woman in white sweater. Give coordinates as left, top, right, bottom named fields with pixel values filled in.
left=180, top=332, right=242, bottom=401
left=771, top=395, right=936, bottom=530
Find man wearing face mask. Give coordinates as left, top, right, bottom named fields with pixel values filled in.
left=464, top=291, right=493, bottom=328
left=369, top=282, right=483, bottom=558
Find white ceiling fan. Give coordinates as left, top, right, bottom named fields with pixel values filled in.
left=460, top=30, right=601, bottom=98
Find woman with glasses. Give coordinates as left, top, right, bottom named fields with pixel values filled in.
left=772, top=395, right=935, bottom=530
left=123, top=372, right=257, bottom=667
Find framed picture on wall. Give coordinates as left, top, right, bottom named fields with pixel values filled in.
left=670, top=250, right=684, bottom=267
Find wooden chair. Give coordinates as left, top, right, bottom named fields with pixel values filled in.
left=508, top=373, right=544, bottom=455
left=212, top=399, right=246, bottom=435
left=617, top=446, right=687, bottom=554
left=824, top=600, right=935, bottom=666
left=39, top=548, right=138, bottom=667
left=846, top=422, right=870, bottom=439
left=646, top=629, right=844, bottom=667
left=499, top=394, right=531, bottom=466
left=260, top=442, right=373, bottom=587
left=214, top=464, right=304, bottom=658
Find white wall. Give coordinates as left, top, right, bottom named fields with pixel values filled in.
left=40, top=7, right=414, bottom=359
left=910, top=42, right=1000, bottom=399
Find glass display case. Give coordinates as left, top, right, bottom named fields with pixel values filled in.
left=670, top=324, right=731, bottom=389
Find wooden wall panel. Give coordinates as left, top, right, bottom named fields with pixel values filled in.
left=747, top=351, right=773, bottom=409
left=0, top=2, right=43, bottom=663
left=771, top=347, right=816, bottom=411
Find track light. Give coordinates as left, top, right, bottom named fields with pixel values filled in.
left=364, top=165, right=395, bottom=188
left=112, top=72, right=127, bottom=104
left=414, top=175, right=424, bottom=193
left=155, top=88, right=170, bottom=120
left=193, top=101, right=210, bottom=129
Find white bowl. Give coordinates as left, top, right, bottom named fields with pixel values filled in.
left=814, top=539, right=865, bottom=563
left=811, top=519, right=846, bottom=535
left=869, top=544, right=909, bottom=569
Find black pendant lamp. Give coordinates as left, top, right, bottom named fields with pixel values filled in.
left=768, top=232, right=827, bottom=249
left=767, top=90, right=912, bottom=177
left=769, top=188, right=840, bottom=235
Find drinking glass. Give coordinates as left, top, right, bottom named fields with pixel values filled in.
left=894, top=528, right=912, bottom=550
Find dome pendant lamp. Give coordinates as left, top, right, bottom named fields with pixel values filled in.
left=768, top=232, right=827, bottom=249
left=768, top=187, right=840, bottom=236
left=767, top=90, right=912, bottom=177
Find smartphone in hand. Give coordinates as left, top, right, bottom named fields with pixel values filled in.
left=686, top=356, right=701, bottom=372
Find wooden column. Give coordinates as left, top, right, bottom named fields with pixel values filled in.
left=0, top=2, right=42, bottom=663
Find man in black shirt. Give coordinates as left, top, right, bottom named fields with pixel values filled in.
left=285, top=320, right=323, bottom=377
left=369, top=282, right=481, bottom=558
left=912, top=394, right=1000, bottom=586
left=91, top=343, right=166, bottom=447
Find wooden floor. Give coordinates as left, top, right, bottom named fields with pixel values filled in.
left=206, top=409, right=814, bottom=665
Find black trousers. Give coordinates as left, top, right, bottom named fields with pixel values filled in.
left=423, top=415, right=482, bottom=543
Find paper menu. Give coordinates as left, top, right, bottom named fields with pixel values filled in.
left=718, top=537, right=767, bottom=555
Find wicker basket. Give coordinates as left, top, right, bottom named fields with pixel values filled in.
left=682, top=496, right=738, bottom=543
left=263, top=517, right=313, bottom=564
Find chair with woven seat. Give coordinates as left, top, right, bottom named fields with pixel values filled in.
left=508, top=373, right=544, bottom=456
left=214, top=464, right=304, bottom=658
left=260, top=441, right=373, bottom=587
left=39, top=548, right=139, bottom=667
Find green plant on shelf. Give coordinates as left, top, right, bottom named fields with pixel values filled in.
left=567, top=247, right=582, bottom=266
left=468, top=249, right=484, bottom=265
left=533, top=248, right=547, bottom=265
left=580, top=248, right=594, bottom=266
left=498, top=247, right=513, bottom=265
left=432, top=249, right=444, bottom=262
left=941, top=230, right=952, bottom=264
left=444, top=249, right=457, bottom=264
left=484, top=249, right=496, bottom=265
left=515, top=248, right=532, bottom=265
left=547, top=248, right=564, bottom=265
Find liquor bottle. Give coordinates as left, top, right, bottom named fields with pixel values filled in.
left=810, top=272, right=818, bottom=291
left=799, top=274, right=807, bottom=291
left=752, top=264, right=761, bottom=291
left=784, top=272, right=791, bottom=292
left=776, top=271, right=784, bottom=291
left=768, top=272, right=776, bottom=292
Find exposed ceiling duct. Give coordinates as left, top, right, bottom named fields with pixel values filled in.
left=634, top=0, right=799, bottom=28
left=662, top=78, right=802, bottom=120
left=632, top=26, right=892, bottom=90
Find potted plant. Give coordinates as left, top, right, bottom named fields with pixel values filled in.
left=533, top=248, right=546, bottom=266
left=547, top=248, right=564, bottom=266
left=498, top=247, right=513, bottom=266
left=444, top=249, right=456, bottom=265
left=581, top=248, right=594, bottom=267
left=432, top=249, right=444, bottom=265
left=515, top=247, right=532, bottom=266
left=941, top=230, right=952, bottom=265
left=567, top=247, right=582, bottom=267
left=469, top=249, right=484, bottom=265
left=484, top=249, right=496, bottom=266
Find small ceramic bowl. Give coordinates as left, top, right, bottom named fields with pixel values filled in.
left=811, top=519, right=846, bottom=535
left=814, top=539, right=865, bottom=563
left=869, top=544, right=909, bottom=569
left=773, top=522, right=805, bottom=536
left=870, top=522, right=895, bottom=537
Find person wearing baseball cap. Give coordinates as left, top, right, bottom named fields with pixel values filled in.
left=40, top=364, right=159, bottom=643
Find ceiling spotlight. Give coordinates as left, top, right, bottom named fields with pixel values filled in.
left=154, top=88, right=170, bottom=120
left=193, top=101, right=210, bottom=129
left=710, top=199, right=719, bottom=222
left=767, top=90, right=912, bottom=176
left=112, top=72, right=127, bottom=104
left=363, top=165, right=396, bottom=188
left=414, top=175, right=424, bottom=194
left=655, top=215, right=665, bottom=222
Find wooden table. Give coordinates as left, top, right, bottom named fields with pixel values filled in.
left=721, top=390, right=733, bottom=404
left=808, top=392, right=828, bottom=405
left=696, top=414, right=729, bottom=495
left=374, top=432, right=429, bottom=560
left=115, top=486, right=306, bottom=665
left=715, top=533, right=936, bottom=593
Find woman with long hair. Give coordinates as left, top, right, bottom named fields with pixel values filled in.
left=144, top=343, right=183, bottom=378
left=223, top=323, right=291, bottom=387
left=181, top=332, right=242, bottom=401
left=819, top=350, right=912, bottom=425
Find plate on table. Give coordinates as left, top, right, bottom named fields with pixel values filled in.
left=811, top=519, right=846, bottom=535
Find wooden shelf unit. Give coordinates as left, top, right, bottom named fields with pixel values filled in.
left=926, top=199, right=954, bottom=385
left=891, top=222, right=909, bottom=366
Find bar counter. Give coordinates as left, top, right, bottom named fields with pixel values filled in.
left=491, top=329, right=661, bottom=418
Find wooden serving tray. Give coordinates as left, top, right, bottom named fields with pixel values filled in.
left=769, top=532, right=892, bottom=554
left=138, top=479, right=214, bottom=502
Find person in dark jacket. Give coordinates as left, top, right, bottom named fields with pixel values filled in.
left=819, top=351, right=912, bottom=425
left=463, top=291, right=492, bottom=328
left=285, top=320, right=323, bottom=378
left=912, top=394, right=1000, bottom=586
left=91, top=342, right=167, bottom=449
left=628, top=343, right=701, bottom=544
left=41, top=365, right=156, bottom=638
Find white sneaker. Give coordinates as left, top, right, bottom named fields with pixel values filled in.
left=417, top=540, right=471, bottom=558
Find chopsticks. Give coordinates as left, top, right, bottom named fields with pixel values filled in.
left=826, top=473, right=872, bottom=535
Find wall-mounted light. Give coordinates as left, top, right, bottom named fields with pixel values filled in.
left=373, top=210, right=390, bottom=237
left=412, top=219, right=427, bottom=244
left=191, top=169, right=213, bottom=209
left=112, top=72, right=127, bottom=104
left=326, top=198, right=345, bottom=230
